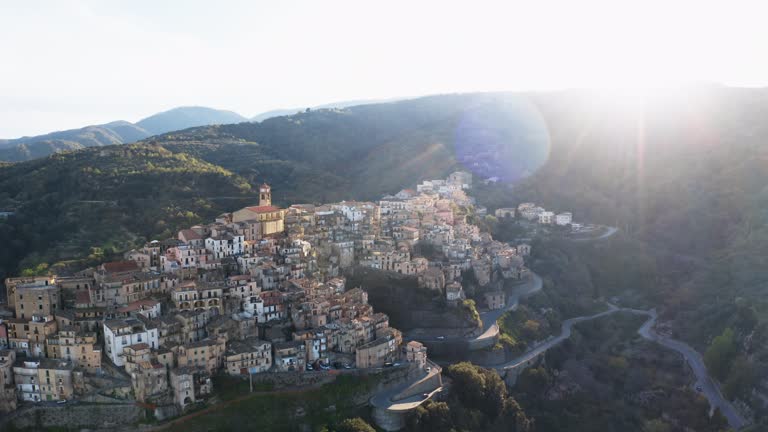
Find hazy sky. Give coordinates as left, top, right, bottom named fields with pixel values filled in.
left=2, top=0, right=766, bottom=138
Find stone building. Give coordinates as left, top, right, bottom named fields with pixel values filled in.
left=13, top=281, right=60, bottom=320
left=404, top=341, right=427, bottom=370
left=355, top=328, right=402, bottom=369
left=418, top=268, right=445, bottom=292
left=484, top=291, right=506, bottom=310
left=224, top=337, right=272, bottom=375
left=170, top=367, right=211, bottom=409
left=13, top=358, right=76, bottom=402
left=131, top=361, right=168, bottom=403
left=273, top=341, right=306, bottom=372
left=0, top=349, right=17, bottom=413
left=7, top=314, right=58, bottom=358
left=175, top=338, right=225, bottom=374
left=231, top=185, right=286, bottom=237
left=46, top=327, right=101, bottom=373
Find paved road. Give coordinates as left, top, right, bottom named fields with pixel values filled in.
left=491, top=304, right=621, bottom=370
left=636, top=309, right=748, bottom=430
left=572, top=225, right=619, bottom=241
left=473, top=273, right=544, bottom=344
left=478, top=304, right=748, bottom=430
left=416, top=273, right=543, bottom=343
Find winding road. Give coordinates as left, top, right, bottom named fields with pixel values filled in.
left=480, top=303, right=748, bottom=430
left=572, top=225, right=619, bottom=241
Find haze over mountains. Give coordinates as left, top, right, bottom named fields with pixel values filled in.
left=0, top=99, right=401, bottom=163
left=3, top=86, right=768, bottom=279
left=0, top=106, right=247, bottom=162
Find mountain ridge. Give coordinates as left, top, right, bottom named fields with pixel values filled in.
left=0, top=106, right=248, bottom=162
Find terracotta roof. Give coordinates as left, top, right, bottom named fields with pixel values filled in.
left=75, top=291, right=91, bottom=305
left=102, top=261, right=139, bottom=274
left=117, top=299, right=160, bottom=313
left=244, top=206, right=280, bottom=213
left=125, top=343, right=150, bottom=351
left=179, top=229, right=202, bottom=240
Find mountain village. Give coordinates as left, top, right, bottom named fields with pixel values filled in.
left=0, top=171, right=576, bottom=420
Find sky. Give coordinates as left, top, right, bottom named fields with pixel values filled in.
left=1, top=0, right=767, bottom=138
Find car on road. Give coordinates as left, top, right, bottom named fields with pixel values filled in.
left=343, top=363, right=352, bottom=369
left=383, top=362, right=394, bottom=367
left=436, top=336, right=446, bottom=340
left=393, top=362, right=401, bottom=367
left=695, top=385, right=703, bottom=392
left=306, top=364, right=314, bottom=371
left=422, top=393, right=430, bottom=398
left=56, top=399, right=67, bottom=404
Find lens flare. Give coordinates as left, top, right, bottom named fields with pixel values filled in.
left=454, top=95, right=550, bottom=183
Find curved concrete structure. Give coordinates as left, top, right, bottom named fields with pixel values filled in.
left=370, top=363, right=443, bottom=431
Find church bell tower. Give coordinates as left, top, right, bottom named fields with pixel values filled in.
left=259, top=183, right=272, bottom=207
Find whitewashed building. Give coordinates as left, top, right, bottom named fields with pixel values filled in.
left=555, top=212, right=573, bottom=226
left=103, top=318, right=159, bottom=367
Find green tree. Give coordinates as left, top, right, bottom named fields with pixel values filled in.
left=722, top=356, right=755, bottom=399
left=335, top=417, right=375, bottom=432
left=704, top=327, right=738, bottom=380
left=643, top=419, right=671, bottom=432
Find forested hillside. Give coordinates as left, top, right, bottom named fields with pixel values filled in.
left=3, top=90, right=768, bottom=380
left=0, top=144, right=253, bottom=285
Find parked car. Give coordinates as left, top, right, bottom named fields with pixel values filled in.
left=436, top=336, right=446, bottom=340
left=56, top=399, right=67, bottom=404
left=384, top=362, right=394, bottom=367
left=393, top=362, right=401, bottom=367
left=306, top=364, right=314, bottom=371
left=343, top=363, right=352, bottom=369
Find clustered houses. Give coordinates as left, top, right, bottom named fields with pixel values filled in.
left=516, top=202, right=574, bottom=227
left=0, top=174, right=522, bottom=413
left=373, top=172, right=532, bottom=306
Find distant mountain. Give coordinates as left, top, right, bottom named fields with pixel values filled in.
left=0, top=107, right=248, bottom=162
left=0, top=121, right=151, bottom=162
left=136, top=106, right=247, bottom=135
left=250, top=98, right=405, bottom=122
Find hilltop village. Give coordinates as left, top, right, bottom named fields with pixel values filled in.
left=0, top=171, right=564, bottom=417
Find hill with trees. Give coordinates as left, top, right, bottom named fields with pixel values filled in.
left=0, top=144, right=253, bottom=287
left=2, top=90, right=768, bottom=413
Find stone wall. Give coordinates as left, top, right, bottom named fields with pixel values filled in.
left=244, top=365, right=417, bottom=394
left=394, top=372, right=442, bottom=401
left=2, top=403, right=145, bottom=430
left=248, top=370, right=338, bottom=389
left=346, top=267, right=474, bottom=331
